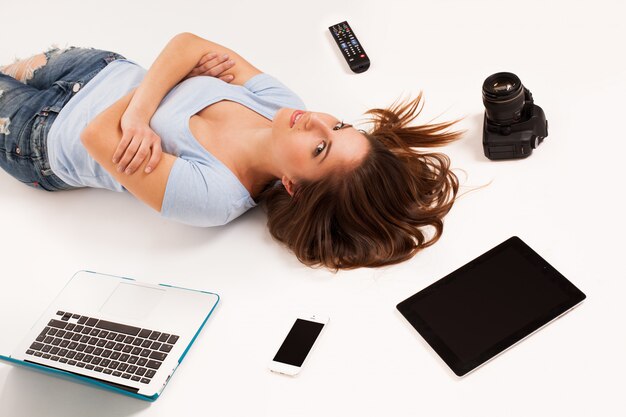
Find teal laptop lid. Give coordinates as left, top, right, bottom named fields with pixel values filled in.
left=0, top=270, right=219, bottom=401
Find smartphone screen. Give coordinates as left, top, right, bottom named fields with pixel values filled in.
left=273, top=319, right=325, bottom=367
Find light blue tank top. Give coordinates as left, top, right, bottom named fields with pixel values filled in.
left=47, top=59, right=306, bottom=226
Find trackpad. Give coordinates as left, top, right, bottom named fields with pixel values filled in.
left=99, top=282, right=165, bottom=321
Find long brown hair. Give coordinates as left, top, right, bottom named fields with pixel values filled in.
left=260, top=93, right=463, bottom=269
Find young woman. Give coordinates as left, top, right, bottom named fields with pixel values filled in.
left=0, top=32, right=462, bottom=269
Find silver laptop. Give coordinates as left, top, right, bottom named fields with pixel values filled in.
left=0, top=270, right=219, bottom=401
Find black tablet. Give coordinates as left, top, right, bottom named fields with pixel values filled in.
left=397, top=236, right=586, bottom=377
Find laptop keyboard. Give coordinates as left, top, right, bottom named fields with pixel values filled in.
left=24, top=311, right=179, bottom=385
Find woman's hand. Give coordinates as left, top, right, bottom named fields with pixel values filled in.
left=112, top=113, right=163, bottom=174
left=112, top=52, right=235, bottom=175
left=183, top=52, right=236, bottom=82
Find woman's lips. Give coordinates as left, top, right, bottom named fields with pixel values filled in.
left=290, top=110, right=305, bottom=128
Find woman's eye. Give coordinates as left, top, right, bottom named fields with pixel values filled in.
left=314, top=141, right=326, bottom=157
left=332, top=121, right=344, bottom=131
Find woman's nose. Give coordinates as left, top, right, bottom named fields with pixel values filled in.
left=306, top=114, right=328, bottom=131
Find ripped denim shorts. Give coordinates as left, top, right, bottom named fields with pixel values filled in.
left=0, top=46, right=126, bottom=190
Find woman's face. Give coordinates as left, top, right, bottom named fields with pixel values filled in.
left=271, top=108, right=370, bottom=192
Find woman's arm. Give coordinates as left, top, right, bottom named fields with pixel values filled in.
left=109, top=32, right=263, bottom=175
left=81, top=89, right=176, bottom=212
left=124, top=32, right=263, bottom=123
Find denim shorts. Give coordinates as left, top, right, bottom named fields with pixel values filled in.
left=0, top=47, right=126, bottom=191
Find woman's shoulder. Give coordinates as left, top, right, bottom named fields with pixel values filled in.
left=160, top=157, right=254, bottom=227
left=240, top=73, right=304, bottom=108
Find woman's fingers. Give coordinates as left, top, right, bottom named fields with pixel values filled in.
left=116, top=135, right=162, bottom=174
left=117, top=136, right=143, bottom=172
left=116, top=115, right=163, bottom=174
left=112, top=130, right=134, bottom=164
left=124, top=140, right=152, bottom=175
left=198, top=52, right=228, bottom=69
left=116, top=137, right=142, bottom=173
left=144, top=141, right=162, bottom=174
left=184, top=52, right=236, bottom=82
left=201, top=55, right=235, bottom=77
left=195, top=52, right=218, bottom=68
left=219, top=74, right=235, bottom=82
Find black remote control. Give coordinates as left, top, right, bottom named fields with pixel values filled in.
left=328, top=21, right=370, bottom=73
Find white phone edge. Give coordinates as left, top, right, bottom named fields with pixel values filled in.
left=268, top=313, right=329, bottom=376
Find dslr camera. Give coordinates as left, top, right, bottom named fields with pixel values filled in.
left=482, top=72, right=548, bottom=160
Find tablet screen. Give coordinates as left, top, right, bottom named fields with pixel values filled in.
left=397, top=236, right=585, bottom=376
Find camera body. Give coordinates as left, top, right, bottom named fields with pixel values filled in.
left=482, top=73, right=549, bottom=160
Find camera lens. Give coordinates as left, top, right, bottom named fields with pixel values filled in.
left=482, top=72, right=525, bottom=125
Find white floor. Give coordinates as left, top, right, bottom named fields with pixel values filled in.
left=1, top=0, right=624, bottom=416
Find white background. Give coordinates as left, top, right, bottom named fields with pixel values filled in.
left=1, top=0, right=624, bottom=415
